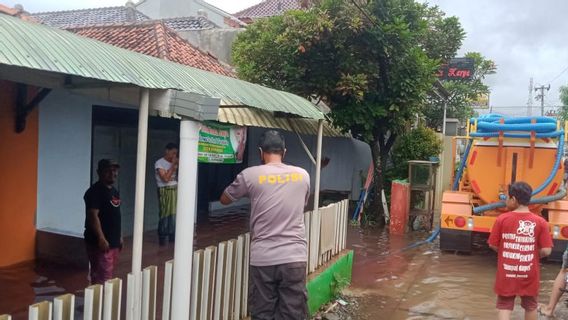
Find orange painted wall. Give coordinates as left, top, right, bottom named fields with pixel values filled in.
left=0, top=80, right=38, bottom=267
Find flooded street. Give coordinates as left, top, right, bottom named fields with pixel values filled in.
left=2, top=218, right=567, bottom=319
left=0, top=210, right=250, bottom=319
left=344, top=226, right=568, bottom=319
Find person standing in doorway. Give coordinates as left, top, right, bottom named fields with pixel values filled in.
left=488, top=181, right=553, bottom=320
left=220, top=130, right=311, bottom=320
left=84, top=159, right=122, bottom=285
left=155, top=143, right=178, bottom=246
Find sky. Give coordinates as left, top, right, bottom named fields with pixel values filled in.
left=2, top=0, right=259, bottom=14
left=4, top=0, right=568, bottom=115
left=425, top=0, right=568, bottom=115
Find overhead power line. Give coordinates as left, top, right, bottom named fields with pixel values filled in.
left=549, top=65, right=568, bottom=84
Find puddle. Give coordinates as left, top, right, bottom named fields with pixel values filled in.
left=346, top=225, right=568, bottom=319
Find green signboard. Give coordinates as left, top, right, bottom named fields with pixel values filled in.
left=198, top=122, right=247, bottom=164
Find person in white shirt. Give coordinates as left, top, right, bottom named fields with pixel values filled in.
left=155, top=143, right=178, bottom=246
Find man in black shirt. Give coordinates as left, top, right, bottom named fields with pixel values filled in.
left=84, top=159, right=122, bottom=284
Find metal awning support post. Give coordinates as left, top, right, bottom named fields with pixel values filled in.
left=128, top=88, right=150, bottom=320
left=442, top=100, right=448, bottom=135
left=436, top=99, right=448, bottom=224
left=171, top=119, right=200, bottom=320
left=313, top=119, right=324, bottom=212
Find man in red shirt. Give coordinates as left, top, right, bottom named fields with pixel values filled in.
left=488, top=181, right=553, bottom=320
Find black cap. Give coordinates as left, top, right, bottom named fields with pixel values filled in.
left=97, top=159, right=120, bottom=171
left=259, top=130, right=285, bottom=153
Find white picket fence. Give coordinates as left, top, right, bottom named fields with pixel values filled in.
left=2, top=200, right=349, bottom=320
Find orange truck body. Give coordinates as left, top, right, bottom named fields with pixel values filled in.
left=440, top=131, right=568, bottom=258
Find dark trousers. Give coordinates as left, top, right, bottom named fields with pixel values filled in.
left=249, top=262, right=308, bottom=320
left=158, top=215, right=175, bottom=242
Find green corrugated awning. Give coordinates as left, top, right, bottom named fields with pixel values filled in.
left=0, top=14, right=324, bottom=120
left=218, top=107, right=349, bottom=137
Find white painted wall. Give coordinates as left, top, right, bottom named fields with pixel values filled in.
left=37, top=90, right=94, bottom=236
left=247, top=128, right=372, bottom=201
left=136, top=0, right=234, bottom=27
left=37, top=90, right=144, bottom=237
left=179, top=28, right=243, bottom=64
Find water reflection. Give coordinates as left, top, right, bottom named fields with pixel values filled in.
left=0, top=207, right=250, bottom=319
left=346, top=226, right=568, bottom=319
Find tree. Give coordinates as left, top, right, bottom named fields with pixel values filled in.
left=559, top=86, right=568, bottom=122
left=389, top=126, right=443, bottom=180
left=423, top=52, right=497, bottom=129
left=233, top=0, right=465, bottom=222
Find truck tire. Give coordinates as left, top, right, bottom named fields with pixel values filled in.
left=440, top=228, right=472, bottom=253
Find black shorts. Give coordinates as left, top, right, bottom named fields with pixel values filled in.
left=249, top=262, right=308, bottom=320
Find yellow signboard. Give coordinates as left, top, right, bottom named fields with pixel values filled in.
left=470, top=93, right=490, bottom=109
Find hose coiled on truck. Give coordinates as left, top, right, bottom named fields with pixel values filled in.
left=463, top=115, right=565, bottom=215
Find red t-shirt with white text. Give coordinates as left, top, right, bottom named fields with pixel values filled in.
left=487, top=211, right=553, bottom=297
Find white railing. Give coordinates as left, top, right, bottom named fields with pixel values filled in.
left=2, top=200, right=349, bottom=320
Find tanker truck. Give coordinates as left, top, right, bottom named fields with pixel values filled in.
left=440, top=114, right=568, bottom=260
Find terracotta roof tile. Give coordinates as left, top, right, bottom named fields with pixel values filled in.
left=234, top=0, right=305, bottom=20
left=0, top=3, right=36, bottom=22
left=67, top=21, right=235, bottom=78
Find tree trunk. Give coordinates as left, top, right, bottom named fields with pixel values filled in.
left=364, top=131, right=397, bottom=226
left=365, top=139, right=383, bottom=224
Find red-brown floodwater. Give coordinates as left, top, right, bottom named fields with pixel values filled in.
left=0, top=209, right=250, bottom=319
left=3, top=215, right=567, bottom=319
left=346, top=226, right=568, bottom=319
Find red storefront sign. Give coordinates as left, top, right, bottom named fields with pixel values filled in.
left=437, top=58, right=475, bottom=81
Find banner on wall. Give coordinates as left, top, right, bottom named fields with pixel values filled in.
left=198, top=122, right=247, bottom=164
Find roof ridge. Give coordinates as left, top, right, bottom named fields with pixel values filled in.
left=235, top=0, right=304, bottom=19
left=158, top=23, right=235, bottom=75
left=162, top=15, right=202, bottom=21
left=234, top=0, right=271, bottom=16
left=32, top=5, right=127, bottom=16
left=152, top=22, right=170, bottom=61
left=65, top=19, right=161, bottom=30
left=196, top=15, right=219, bottom=28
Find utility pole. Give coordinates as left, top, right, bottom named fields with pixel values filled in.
left=527, top=77, right=533, bottom=116
left=535, top=83, right=551, bottom=116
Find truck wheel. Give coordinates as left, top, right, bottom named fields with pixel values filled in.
left=440, top=228, right=472, bottom=253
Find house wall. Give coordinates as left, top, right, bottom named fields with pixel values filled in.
left=247, top=128, right=372, bottom=201
left=191, top=1, right=229, bottom=27
left=37, top=90, right=94, bottom=236
left=179, top=28, right=243, bottom=64
left=37, top=90, right=178, bottom=237
left=136, top=0, right=232, bottom=27
left=36, top=89, right=179, bottom=266
left=0, top=81, right=38, bottom=267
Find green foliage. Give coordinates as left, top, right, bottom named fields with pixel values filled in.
left=388, top=126, right=443, bottom=180
left=420, top=6, right=465, bottom=61
left=233, top=0, right=459, bottom=142
left=423, top=52, right=497, bottom=129
left=232, top=0, right=465, bottom=219
left=559, top=86, right=568, bottom=122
